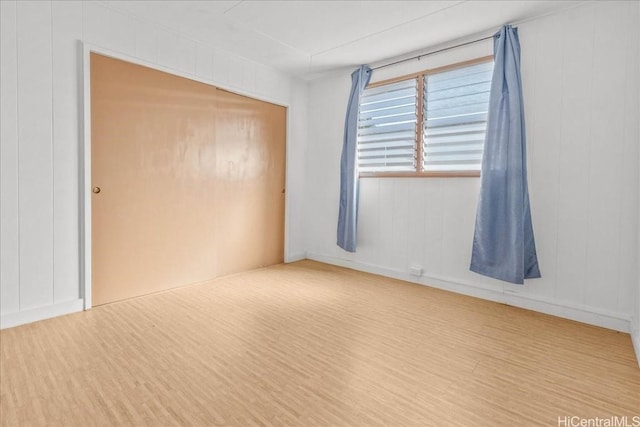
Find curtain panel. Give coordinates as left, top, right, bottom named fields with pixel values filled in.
left=470, top=25, right=541, bottom=284
left=337, top=65, right=372, bottom=252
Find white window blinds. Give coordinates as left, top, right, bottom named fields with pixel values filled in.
left=357, top=78, right=418, bottom=173
left=422, top=61, right=493, bottom=172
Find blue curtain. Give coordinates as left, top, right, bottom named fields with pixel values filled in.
left=337, top=65, right=372, bottom=252
left=470, top=25, right=541, bottom=284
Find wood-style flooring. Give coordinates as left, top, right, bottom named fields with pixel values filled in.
left=1, top=260, right=638, bottom=426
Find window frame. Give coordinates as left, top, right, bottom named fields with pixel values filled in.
left=358, top=55, right=494, bottom=178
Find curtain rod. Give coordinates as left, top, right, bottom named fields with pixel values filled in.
left=371, top=34, right=497, bottom=71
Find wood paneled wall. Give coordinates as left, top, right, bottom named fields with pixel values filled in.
left=305, top=1, right=640, bottom=332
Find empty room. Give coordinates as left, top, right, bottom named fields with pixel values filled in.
left=1, top=0, right=639, bottom=425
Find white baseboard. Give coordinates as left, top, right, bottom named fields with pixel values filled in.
left=0, top=299, right=84, bottom=330
left=285, top=252, right=306, bottom=263
left=306, top=252, right=631, bottom=334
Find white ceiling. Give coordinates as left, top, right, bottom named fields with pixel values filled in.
left=105, top=0, right=583, bottom=80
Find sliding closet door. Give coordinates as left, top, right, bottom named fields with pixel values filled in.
left=215, top=89, right=286, bottom=277
left=90, top=53, right=285, bottom=306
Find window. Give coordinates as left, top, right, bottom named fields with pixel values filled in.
left=357, top=79, right=418, bottom=173
left=357, top=57, right=494, bottom=177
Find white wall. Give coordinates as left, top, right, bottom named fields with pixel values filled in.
left=636, top=257, right=640, bottom=365
left=636, top=175, right=640, bottom=364
left=635, top=15, right=640, bottom=361
left=0, top=1, right=308, bottom=328
left=305, top=1, right=640, bottom=333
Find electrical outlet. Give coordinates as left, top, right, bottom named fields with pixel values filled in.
left=409, top=266, right=423, bottom=277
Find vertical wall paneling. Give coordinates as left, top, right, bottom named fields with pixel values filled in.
left=157, top=29, right=182, bottom=72
left=227, top=55, right=244, bottom=90
left=262, top=68, right=279, bottom=103
left=242, top=59, right=257, bottom=95
left=212, top=49, right=232, bottom=88
left=440, top=180, right=479, bottom=285
left=52, top=1, right=83, bottom=303
left=285, top=81, right=309, bottom=260
left=584, top=2, right=627, bottom=311
left=253, top=64, right=269, bottom=99
left=134, top=19, right=158, bottom=64
left=421, top=180, right=444, bottom=278
left=553, top=5, right=594, bottom=306
left=377, top=179, right=395, bottom=267
left=195, top=42, right=214, bottom=81
left=16, top=1, right=54, bottom=310
left=0, top=0, right=20, bottom=314
left=304, top=74, right=346, bottom=257
left=177, top=36, right=196, bottom=75
left=390, top=180, right=409, bottom=270
left=107, top=7, right=136, bottom=58
left=405, top=179, right=426, bottom=274
left=621, top=1, right=640, bottom=317
left=624, top=0, right=640, bottom=329
left=82, top=2, right=111, bottom=50
left=357, top=179, right=380, bottom=263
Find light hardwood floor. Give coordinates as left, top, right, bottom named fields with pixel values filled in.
left=1, top=260, right=638, bottom=426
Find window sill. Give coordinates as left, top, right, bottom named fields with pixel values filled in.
left=359, top=171, right=480, bottom=178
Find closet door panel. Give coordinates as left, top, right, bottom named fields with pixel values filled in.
left=91, top=53, right=218, bottom=305
left=214, top=89, right=286, bottom=277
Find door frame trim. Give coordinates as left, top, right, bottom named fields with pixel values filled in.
left=80, top=42, right=292, bottom=310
